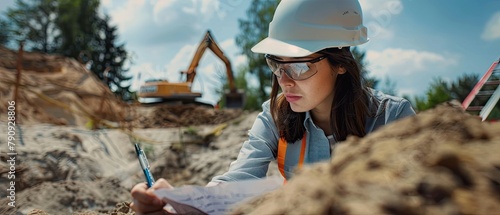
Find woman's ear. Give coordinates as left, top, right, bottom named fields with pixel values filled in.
left=337, top=67, right=347, bottom=75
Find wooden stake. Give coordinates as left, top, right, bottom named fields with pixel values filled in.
left=14, top=41, right=24, bottom=124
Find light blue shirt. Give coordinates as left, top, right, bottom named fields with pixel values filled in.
left=211, top=89, right=416, bottom=182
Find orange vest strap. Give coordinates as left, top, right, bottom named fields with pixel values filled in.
left=298, top=134, right=307, bottom=168
left=277, top=133, right=307, bottom=181
left=277, top=137, right=287, bottom=179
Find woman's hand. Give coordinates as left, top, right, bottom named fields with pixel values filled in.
left=130, top=178, right=174, bottom=215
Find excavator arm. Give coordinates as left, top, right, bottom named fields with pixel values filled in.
left=183, top=30, right=237, bottom=93
left=181, top=30, right=244, bottom=108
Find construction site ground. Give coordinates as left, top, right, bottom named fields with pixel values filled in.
left=0, top=46, right=499, bottom=215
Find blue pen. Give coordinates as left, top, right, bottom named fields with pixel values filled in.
left=134, top=144, right=155, bottom=188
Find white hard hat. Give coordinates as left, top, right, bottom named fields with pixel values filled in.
left=252, top=0, right=368, bottom=57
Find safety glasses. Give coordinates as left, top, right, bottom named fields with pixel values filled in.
left=265, top=54, right=327, bottom=81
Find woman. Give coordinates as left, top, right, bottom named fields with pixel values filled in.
left=130, top=0, right=415, bottom=213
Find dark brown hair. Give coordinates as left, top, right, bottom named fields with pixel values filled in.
left=270, top=47, right=374, bottom=143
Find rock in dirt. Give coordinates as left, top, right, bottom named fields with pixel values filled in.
left=231, top=103, right=500, bottom=215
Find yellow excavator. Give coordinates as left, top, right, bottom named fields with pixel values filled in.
left=138, top=30, right=245, bottom=108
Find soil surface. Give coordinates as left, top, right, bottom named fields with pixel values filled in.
left=231, top=103, right=500, bottom=215
left=1, top=46, right=499, bottom=215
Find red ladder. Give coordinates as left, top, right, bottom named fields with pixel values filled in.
left=461, top=58, right=500, bottom=121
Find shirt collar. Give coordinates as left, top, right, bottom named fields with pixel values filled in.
left=303, top=111, right=317, bottom=131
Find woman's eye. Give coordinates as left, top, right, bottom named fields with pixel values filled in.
left=290, top=64, right=309, bottom=75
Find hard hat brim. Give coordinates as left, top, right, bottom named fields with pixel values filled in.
left=251, top=37, right=315, bottom=57
left=251, top=37, right=368, bottom=57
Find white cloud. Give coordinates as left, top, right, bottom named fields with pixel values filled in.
left=219, top=35, right=235, bottom=49
left=101, top=0, right=113, bottom=7
left=200, top=0, right=220, bottom=19
left=366, top=48, right=459, bottom=96
left=129, top=62, right=159, bottom=90
left=101, top=0, right=113, bottom=8
left=217, top=38, right=248, bottom=88
left=104, top=0, right=226, bottom=47
left=233, top=55, right=248, bottom=70
left=359, top=0, right=403, bottom=15
left=366, top=48, right=455, bottom=77
left=107, top=0, right=148, bottom=33
left=359, top=0, right=403, bottom=41
left=152, top=0, right=219, bottom=25
left=153, top=0, right=180, bottom=24
left=481, top=11, right=500, bottom=41
left=365, top=23, right=394, bottom=40
left=218, top=38, right=248, bottom=69
left=164, top=44, right=198, bottom=80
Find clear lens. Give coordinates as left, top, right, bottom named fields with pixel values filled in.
left=287, top=62, right=314, bottom=79
left=266, top=57, right=317, bottom=80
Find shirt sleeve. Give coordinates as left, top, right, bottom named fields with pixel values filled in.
left=366, top=90, right=417, bottom=133
left=210, top=101, right=279, bottom=183
left=396, top=99, right=416, bottom=119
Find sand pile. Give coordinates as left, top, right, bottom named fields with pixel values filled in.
left=0, top=46, right=243, bottom=129
left=0, top=112, right=261, bottom=215
left=0, top=46, right=249, bottom=215
left=0, top=46, right=128, bottom=126
left=133, top=104, right=243, bottom=128
left=231, top=103, right=500, bottom=215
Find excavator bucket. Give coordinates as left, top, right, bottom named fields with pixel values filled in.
left=224, top=90, right=245, bottom=109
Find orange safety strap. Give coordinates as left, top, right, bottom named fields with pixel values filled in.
left=277, top=137, right=288, bottom=178
left=277, top=133, right=307, bottom=182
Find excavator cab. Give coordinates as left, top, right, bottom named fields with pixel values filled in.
left=139, top=80, right=202, bottom=103
left=138, top=30, right=245, bottom=108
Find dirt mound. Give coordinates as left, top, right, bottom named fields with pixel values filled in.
left=0, top=46, right=245, bottom=215
left=232, top=103, right=500, bottom=215
left=0, top=46, right=126, bottom=126
left=134, top=104, right=243, bottom=128
left=0, top=178, right=130, bottom=215
left=0, top=46, right=242, bottom=128
left=0, top=111, right=261, bottom=215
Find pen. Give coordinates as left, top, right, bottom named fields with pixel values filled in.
left=134, top=143, right=155, bottom=188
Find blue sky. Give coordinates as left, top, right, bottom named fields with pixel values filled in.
left=1, top=0, right=499, bottom=105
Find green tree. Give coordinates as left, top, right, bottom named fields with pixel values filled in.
left=4, top=0, right=132, bottom=101
left=450, top=73, right=479, bottom=104
left=55, top=0, right=100, bottom=58
left=90, top=15, right=132, bottom=101
left=235, top=0, right=280, bottom=105
left=0, top=18, right=11, bottom=45
left=412, top=74, right=480, bottom=112
left=7, top=0, right=59, bottom=52
left=414, top=78, right=452, bottom=111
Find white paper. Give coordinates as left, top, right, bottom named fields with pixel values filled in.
left=154, top=176, right=282, bottom=215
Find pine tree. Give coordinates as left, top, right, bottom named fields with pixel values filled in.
left=90, top=15, right=132, bottom=101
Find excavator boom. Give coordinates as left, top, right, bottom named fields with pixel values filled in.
left=184, top=31, right=237, bottom=92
